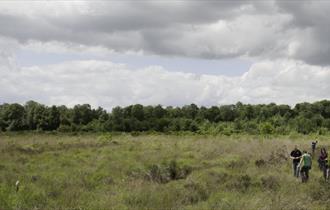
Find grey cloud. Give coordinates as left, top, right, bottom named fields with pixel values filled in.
left=0, top=1, right=329, bottom=65
left=0, top=1, right=265, bottom=53
left=55, top=1, right=248, bottom=31
left=276, top=1, right=330, bottom=27
left=276, top=1, right=330, bottom=65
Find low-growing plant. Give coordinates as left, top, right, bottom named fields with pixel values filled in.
left=146, top=160, right=192, bottom=183
left=97, top=133, right=113, bottom=145
left=260, top=175, right=280, bottom=191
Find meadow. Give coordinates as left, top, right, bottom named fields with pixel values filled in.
left=1, top=132, right=330, bottom=210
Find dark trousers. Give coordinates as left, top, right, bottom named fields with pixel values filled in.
left=301, top=166, right=311, bottom=182
left=318, top=159, right=327, bottom=170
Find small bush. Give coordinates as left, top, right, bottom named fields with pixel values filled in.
left=145, top=160, right=192, bottom=183
left=146, top=164, right=168, bottom=183
left=31, top=175, right=41, bottom=182
left=97, top=133, right=113, bottom=145
left=57, top=125, right=73, bottom=132
left=255, top=159, right=266, bottom=167
left=260, top=175, right=280, bottom=191
left=259, top=122, right=274, bottom=135
left=183, top=181, right=209, bottom=204
left=207, top=170, right=231, bottom=185
left=222, top=127, right=233, bottom=136
left=308, top=179, right=330, bottom=202
left=267, top=147, right=288, bottom=165
left=131, top=131, right=140, bottom=137
left=226, top=159, right=247, bottom=170
left=228, top=174, right=252, bottom=192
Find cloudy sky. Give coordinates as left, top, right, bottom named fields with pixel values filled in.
left=0, top=1, right=330, bottom=110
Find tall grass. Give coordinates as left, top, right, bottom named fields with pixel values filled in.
left=0, top=132, right=329, bottom=209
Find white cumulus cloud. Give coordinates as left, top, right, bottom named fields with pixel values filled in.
left=1, top=58, right=329, bottom=109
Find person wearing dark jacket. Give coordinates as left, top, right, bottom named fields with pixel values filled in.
left=318, top=147, right=328, bottom=180
left=311, top=140, right=318, bottom=156
left=290, top=146, right=302, bottom=178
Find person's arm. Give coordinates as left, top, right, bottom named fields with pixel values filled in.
left=290, top=155, right=300, bottom=160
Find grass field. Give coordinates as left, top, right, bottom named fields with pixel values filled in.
left=1, top=132, right=330, bottom=210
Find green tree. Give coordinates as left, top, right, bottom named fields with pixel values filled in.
left=153, top=105, right=166, bottom=118
left=295, top=116, right=316, bottom=134
left=219, top=105, right=236, bottom=121
left=47, top=106, right=60, bottom=130
left=72, top=104, right=93, bottom=125
left=110, top=107, right=124, bottom=131
left=205, top=106, right=221, bottom=122
left=25, top=100, right=41, bottom=129
left=2, top=103, right=26, bottom=131
left=131, top=104, right=144, bottom=121
left=181, top=104, right=199, bottom=119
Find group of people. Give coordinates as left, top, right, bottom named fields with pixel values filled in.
left=290, top=141, right=329, bottom=182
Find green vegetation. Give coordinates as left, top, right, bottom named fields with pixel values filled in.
left=1, top=100, right=330, bottom=135
left=1, top=132, right=330, bottom=209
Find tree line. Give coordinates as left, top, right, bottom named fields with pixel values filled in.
left=0, top=100, right=330, bottom=135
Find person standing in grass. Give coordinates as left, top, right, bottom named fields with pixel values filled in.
left=318, top=148, right=328, bottom=180
left=298, top=151, right=312, bottom=183
left=290, top=146, right=302, bottom=177
left=311, top=140, right=318, bottom=156
left=318, top=148, right=328, bottom=169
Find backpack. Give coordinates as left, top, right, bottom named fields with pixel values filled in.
left=303, top=154, right=312, bottom=168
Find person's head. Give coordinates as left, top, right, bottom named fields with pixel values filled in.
left=294, top=145, right=298, bottom=150
left=303, top=150, right=307, bottom=154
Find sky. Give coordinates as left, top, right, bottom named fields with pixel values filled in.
left=0, top=1, right=330, bottom=110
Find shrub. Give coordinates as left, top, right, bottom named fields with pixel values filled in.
left=183, top=181, right=209, bottom=204
left=145, top=160, right=192, bottom=183
left=267, top=147, right=288, bottom=165
left=259, top=122, right=274, bottom=135
left=227, top=174, right=252, bottom=192
left=97, top=133, right=113, bottom=145
left=146, top=164, right=168, bottom=183
left=131, top=131, right=140, bottom=137
left=260, top=175, right=280, bottom=191
left=57, top=124, right=73, bottom=132
left=308, top=179, right=330, bottom=202
left=255, top=159, right=267, bottom=168
left=226, top=159, right=247, bottom=170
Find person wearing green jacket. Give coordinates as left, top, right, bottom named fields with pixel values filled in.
left=298, top=151, right=312, bottom=183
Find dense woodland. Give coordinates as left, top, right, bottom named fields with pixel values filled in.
left=1, top=100, right=330, bottom=135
